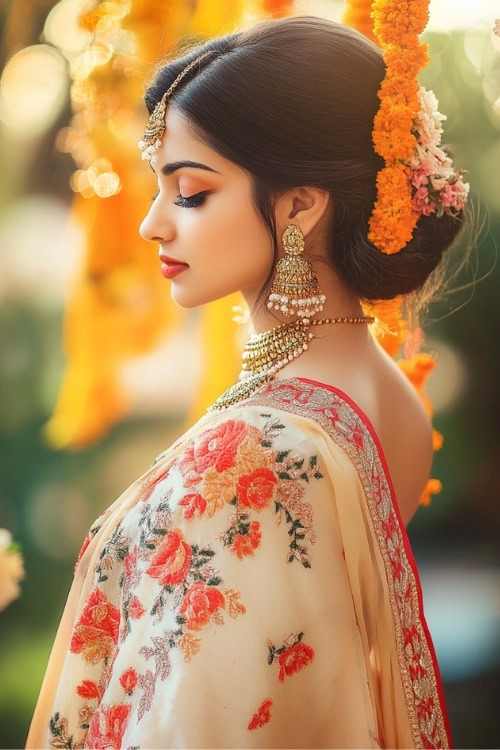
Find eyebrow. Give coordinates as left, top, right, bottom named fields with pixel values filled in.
left=149, top=160, right=221, bottom=176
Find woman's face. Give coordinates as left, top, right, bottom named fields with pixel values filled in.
left=139, top=106, right=274, bottom=309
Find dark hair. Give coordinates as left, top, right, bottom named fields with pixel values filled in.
left=142, top=15, right=476, bottom=326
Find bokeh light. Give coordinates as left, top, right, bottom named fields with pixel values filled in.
left=0, top=44, right=68, bottom=138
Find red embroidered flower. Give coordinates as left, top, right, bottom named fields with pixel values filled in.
left=76, top=680, right=100, bottom=699
left=146, top=530, right=192, bottom=585
left=128, top=595, right=145, bottom=619
left=70, top=588, right=120, bottom=664
left=178, top=419, right=248, bottom=485
left=74, top=535, right=90, bottom=575
left=85, top=702, right=131, bottom=749
left=278, top=641, right=315, bottom=682
left=231, top=520, right=262, bottom=559
left=248, top=697, right=273, bottom=730
left=178, top=492, right=207, bottom=519
left=237, top=467, right=277, bottom=510
left=179, top=580, right=225, bottom=630
left=119, top=667, right=137, bottom=692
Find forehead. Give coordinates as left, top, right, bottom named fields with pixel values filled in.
left=151, top=105, right=229, bottom=175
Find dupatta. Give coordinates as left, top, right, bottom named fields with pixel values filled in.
left=25, top=376, right=452, bottom=749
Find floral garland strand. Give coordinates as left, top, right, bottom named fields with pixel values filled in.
left=367, top=0, right=469, bottom=255
left=342, top=0, right=455, bottom=510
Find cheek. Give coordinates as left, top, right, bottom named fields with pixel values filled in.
left=170, top=186, right=275, bottom=308
left=198, top=190, right=273, bottom=282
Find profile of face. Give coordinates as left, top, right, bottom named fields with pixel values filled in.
left=139, top=105, right=276, bottom=310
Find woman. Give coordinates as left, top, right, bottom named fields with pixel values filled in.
left=26, top=15, right=466, bottom=749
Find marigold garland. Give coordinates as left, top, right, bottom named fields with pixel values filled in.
left=342, top=0, right=451, bottom=509
left=367, top=0, right=430, bottom=255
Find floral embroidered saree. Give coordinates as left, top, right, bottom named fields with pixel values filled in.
left=25, top=376, right=453, bottom=749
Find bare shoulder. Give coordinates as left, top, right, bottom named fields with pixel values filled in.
left=373, top=345, right=435, bottom=526
left=273, top=336, right=434, bottom=526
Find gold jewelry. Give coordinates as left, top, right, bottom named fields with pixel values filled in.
left=267, top=224, right=326, bottom=319
left=206, top=314, right=375, bottom=413
left=138, top=50, right=216, bottom=165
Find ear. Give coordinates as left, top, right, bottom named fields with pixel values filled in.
left=275, top=186, right=332, bottom=243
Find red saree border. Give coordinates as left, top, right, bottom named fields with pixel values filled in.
left=295, top=377, right=453, bottom=747
left=230, top=375, right=453, bottom=749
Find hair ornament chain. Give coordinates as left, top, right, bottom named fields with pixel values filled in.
left=137, top=49, right=216, bottom=165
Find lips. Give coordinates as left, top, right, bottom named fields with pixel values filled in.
left=159, top=253, right=188, bottom=265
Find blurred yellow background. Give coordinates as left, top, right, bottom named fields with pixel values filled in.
left=0, top=0, right=499, bottom=746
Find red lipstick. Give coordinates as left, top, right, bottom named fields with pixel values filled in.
left=160, top=261, right=189, bottom=279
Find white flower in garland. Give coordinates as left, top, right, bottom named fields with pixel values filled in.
left=405, top=86, right=470, bottom=218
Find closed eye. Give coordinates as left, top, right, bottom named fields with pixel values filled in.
left=151, top=191, right=208, bottom=208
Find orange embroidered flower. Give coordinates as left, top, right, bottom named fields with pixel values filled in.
left=231, top=520, right=262, bottom=559
left=248, top=697, right=273, bottom=730
left=119, top=667, right=138, bottom=692
left=70, top=587, right=120, bottom=664
left=179, top=580, right=226, bottom=630
left=146, top=529, right=192, bottom=586
left=278, top=640, right=315, bottom=682
left=78, top=702, right=96, bottom=725
left=178, top=419, right=248, bottom=485
left=237, top=467, right=278, bottom=510
left=85, top=702, right=132, bottom=749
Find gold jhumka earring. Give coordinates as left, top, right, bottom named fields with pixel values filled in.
left=266, top=223, right=326, bottom=317
left=207, top=223, right=375, bottom=412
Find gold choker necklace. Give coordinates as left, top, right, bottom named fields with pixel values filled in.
left=206, top=314, right=375, bottom=413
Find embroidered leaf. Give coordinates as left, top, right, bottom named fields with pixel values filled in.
left=278, top=472, right=291, bottom=479
left=299, top=472, right=310, bottom=482
left=314, top=471, right=324, bottom=479
left=206, top=576, right=222, bottom=586
left=293, top=458, right=305, bottom=468
left=309, top=455, right=318, bottom=467
left=276, top=449, right=291, bottom=462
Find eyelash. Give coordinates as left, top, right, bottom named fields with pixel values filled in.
left=151, top=191, right=207, bottom=208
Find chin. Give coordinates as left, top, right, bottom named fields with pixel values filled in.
left=170, top=288, right=200, bottom=309
left=171, top=283, right=240, bottom=309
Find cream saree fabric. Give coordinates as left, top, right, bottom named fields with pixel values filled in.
left=25, top=376, right=452, bottom=749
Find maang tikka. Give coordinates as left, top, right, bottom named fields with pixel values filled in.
left=267, top=223, right=326, bottom=319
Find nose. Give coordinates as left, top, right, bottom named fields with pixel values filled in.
left=139, top=201, right=174, bottom=244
